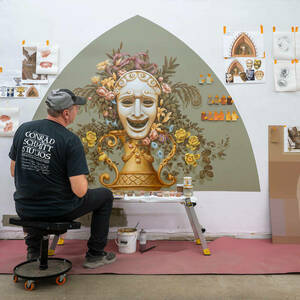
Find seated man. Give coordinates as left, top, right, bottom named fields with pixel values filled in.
left=9, top=89, right=116, bottom=269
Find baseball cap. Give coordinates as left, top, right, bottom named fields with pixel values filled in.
left=46, top=89, right=86, bottom=111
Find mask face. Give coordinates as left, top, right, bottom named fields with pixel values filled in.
left=246, top=60, right=253, bottom=70
left=254, top=60, right=261, bottom=69
left=116, top=71, right=160, bottom=140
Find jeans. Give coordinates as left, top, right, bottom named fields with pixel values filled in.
left=19, top=188, right=114, bottom=256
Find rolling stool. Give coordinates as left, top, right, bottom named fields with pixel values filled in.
left=9, top=217, right=81, bottom=291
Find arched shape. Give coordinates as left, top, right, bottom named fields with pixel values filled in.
left=231, top=33, right=256, bottom=57
left=227, top=59, right=245, bottom=76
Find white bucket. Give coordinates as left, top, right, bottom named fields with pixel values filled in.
left=115, top=228, right=138, bottom=254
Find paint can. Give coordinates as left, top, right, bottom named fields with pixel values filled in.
left=139, top=229, right=147, bottom=251
left=115, top=227, right=138, bottom=254
left=183, top=177, right=192, bottom=188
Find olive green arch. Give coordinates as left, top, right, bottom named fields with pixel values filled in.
left=33, top=16, right=260, bottom=191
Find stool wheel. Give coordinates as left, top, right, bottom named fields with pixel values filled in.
left=13, top=275, right=18, bottom=283
left=24, top=280, right=35, bottom=291
left=56, top=274, right=66, bottom=285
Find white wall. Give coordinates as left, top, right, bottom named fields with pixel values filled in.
left=1, top=0, right=299, bottom=239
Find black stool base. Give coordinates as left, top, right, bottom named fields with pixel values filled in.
left=14, top=258, right=72, bottom=280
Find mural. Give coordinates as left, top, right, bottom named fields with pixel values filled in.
left=73, top=45, right=229, bottom=190
left=33, top=16, right=260, bottom=191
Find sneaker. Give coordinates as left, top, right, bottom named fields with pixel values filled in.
left=27, top=251, right=39, bottom=261
left=83, top=251, right=116, bottom=269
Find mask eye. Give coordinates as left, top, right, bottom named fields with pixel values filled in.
left=121, top=98, right=134, bottom=107
left=143, top=98, right=154, bottom=107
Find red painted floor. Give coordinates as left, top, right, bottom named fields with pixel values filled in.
left=1, top=237, right=300, bottom=274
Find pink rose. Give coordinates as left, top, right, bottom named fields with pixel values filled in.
left=88, top=97, right=92, bottom=100
left=158, top=134, right=167, bottom=143
left=96, top=86, right=108, bottom=97
left=105, top=91, right=115, bottom=101
left=117, top=69, right=127, bottom=77
left=149, top=129, right=158, bottom=141
left=103, top=111, right=109, bottom=117
left=142, top=137, right=151, bottom=146
left=162, top=83, right=171, bottom=94
left=158, top=77, right=163, bottom=82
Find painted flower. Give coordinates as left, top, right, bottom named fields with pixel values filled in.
left=151, top=142, right=158, bottom=149
left=175, top=128, right=190, bottom=143
left=98, top=152, right=108, bottom=161
left=158, top=134, right=167, bottom=143
left=91, top=76, right=101, bottom=84
left=105, top=91, right=115, bottom=101
left=96, top=60, right=110, bottom=71
left=142, top=137, right=151, bottom=146
left=118, top=69, right=127, bottom=77
left=101, top=77, right=115, bottom=90
left=162, top=83, right=171, bottom=93
left=82, top=131, right=97, bottom=147
left=184, top=153, right=200, bottom=167
left=168, top=124, right=174, bottom=133
left=96, top=86, right=108, bottom=97
left=186, top=136, right=200, bottom=151
left=157, top=150, right=164, bottom=159
left=158, top=77, right=163, bottom=82
left=149, top=129, right=158, bottom=141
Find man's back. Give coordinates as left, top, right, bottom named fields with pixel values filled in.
left=9, top=119, right=89, bottom=217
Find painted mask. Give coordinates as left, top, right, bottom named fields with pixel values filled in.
left=114, top=70, right=161, bottom=140
left=239, top=72, right=247, bottom=81
left=246, top=59, right=253, bottom=70
left=254, top=60, right=261, bottom=70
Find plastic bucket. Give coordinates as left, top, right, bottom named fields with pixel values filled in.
left=115, top=228, right=138, bottom=254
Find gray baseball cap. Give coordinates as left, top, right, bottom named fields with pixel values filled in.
left=46, top=89, right=86, bottom=111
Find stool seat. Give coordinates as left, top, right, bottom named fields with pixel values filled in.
left=9, top=217, right=81, bottom=234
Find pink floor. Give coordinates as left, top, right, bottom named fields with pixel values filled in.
left=1, top=237, right=300, bottom=274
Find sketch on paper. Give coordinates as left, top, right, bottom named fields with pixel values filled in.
left=224, top=31, right=264, bottom=58
left=22, top=46, right=48, bottom=84
left=36, top=45, right=59, bottom=75
left=225, top=57, right=265, bottom=84
left=273, top=61, right=296, bottom=92
left=284, top=126, right=300, bottom=152
left=0, top=107, right=19, bottom=136
left=273, top=32, right=295, bottom=60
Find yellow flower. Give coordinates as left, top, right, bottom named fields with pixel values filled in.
left=82, top=131, right=97, bottom=148
left=101, top=77, right=115, bottom=90
left=96, top=60, right=110, bottom=71
left=175, top=128, right=190, bottom=143
left=186, top=136, right=200, bottom=151
left=91, top=76, right=101, bottom=84
left=98, top=152, right=107, bottom=161
left=151, top=122, right=163, bottom=132
left=184, top=153, right=200, bottom=167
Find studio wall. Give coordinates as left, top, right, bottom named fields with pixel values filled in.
left=1, top=0, right=300, bottom=238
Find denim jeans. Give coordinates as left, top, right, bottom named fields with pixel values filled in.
left=19, top=188, right=114, bottom=256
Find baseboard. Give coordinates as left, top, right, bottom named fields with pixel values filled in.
left=0, top=227, right=271, bottom=240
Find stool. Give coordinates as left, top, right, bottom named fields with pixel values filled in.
left=9, top=217, right=81, bottom=291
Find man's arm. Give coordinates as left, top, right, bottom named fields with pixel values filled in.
left=69, top=174, right=88, bottom=198
left=10, top=160, right=15, bottom=177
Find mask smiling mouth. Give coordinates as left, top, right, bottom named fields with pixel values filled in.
left=127, top=118, right=149, bottom=129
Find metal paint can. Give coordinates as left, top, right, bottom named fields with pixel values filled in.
left=183, top=177, right=192, bottom=187
left=139, top=229, right=147, bottom=251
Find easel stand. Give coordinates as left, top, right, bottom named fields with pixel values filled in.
left=183, top=197, right=210, bottom=255
left=49, top=196, right=211, bottom=256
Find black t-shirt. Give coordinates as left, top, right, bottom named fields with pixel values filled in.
left=9, top=119, right=89, bottom=217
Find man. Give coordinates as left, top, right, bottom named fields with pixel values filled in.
left=9, top=89, right=116, bottom=269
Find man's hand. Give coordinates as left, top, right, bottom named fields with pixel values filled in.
left=10, top=160, right=15, bottom=177
left=69, top=174, right=88, bottom=198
